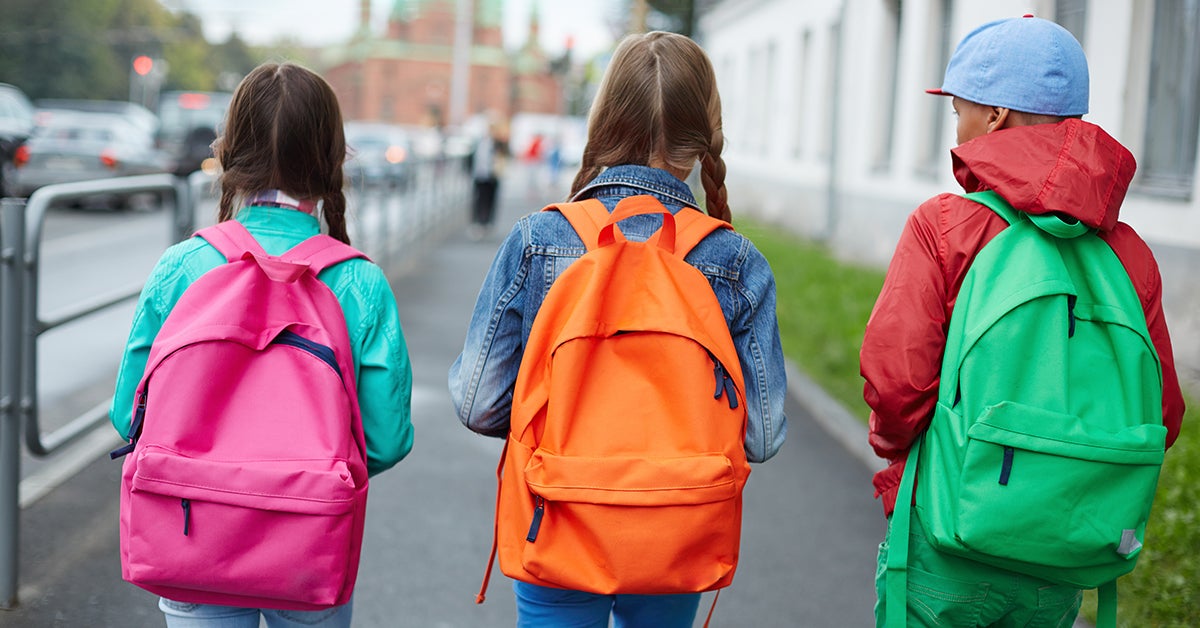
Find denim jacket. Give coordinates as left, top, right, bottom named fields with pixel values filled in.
left=448, top=165, right=787, bottom=462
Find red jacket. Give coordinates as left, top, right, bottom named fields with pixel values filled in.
left=860, top=119, right=1186, bottom=517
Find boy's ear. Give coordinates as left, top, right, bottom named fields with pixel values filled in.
left=986, top=107, right=1011, bottom=133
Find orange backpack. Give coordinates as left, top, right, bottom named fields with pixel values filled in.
left=477, top=195, right=751, bottom=602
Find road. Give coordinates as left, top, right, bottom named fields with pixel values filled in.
left=3, top=170, right=884, bottom=627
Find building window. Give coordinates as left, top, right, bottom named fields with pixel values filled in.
left=719, top=55, right=738, bottom=154
left=763, top=41, right=777, bottom=157
left=1139, top=1, right=1200, bottom=199
left=919, top=0, right=953, bottom=177
left=1056, top=0, right=1088, bottom=44
left=794, top=29, right=811, bottom=159
left=876, top=0, right=902, bottom=169
left=819, top=22, right=839, bottom=161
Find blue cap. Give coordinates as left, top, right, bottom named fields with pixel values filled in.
left=927, top=15, right=1089, bottom=116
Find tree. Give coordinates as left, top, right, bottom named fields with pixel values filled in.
left=644, top=0, right=722, bottom=38
left=0, top=0, right=128, bottom=99
left=0, top=0, right=279, bottom=103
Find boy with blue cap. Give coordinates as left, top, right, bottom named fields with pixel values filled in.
left=860, top=15, right=1186, bottom=627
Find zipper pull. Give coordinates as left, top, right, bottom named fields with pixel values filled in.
left=525, top=496, right=544, bottom=542
left=181, top=499, right=191, bottom=536
left=110, top=393, right=147, bottom=460
left=999, top=447, right=1015, bottom=486
left=712, top=358, right=725, bottom=400
left=723, top=375, right=739, bottom=410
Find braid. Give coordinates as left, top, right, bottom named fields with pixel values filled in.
left=323, top=191, right=350, bottom=244
left=217, top=186, right=238, bottom=223
left=700, top=129, right=730, bottom=222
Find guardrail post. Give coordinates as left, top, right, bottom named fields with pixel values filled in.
left=173, top=175, right=192, bottom=243
left=0, top=197, right=27, bottom=609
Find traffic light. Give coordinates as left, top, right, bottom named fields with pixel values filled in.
left=133, top=55, right=154, bottom=77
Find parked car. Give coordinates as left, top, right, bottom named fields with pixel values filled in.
left=344, top=121, right=413, bottom=191
left=0, top=83, right=36, bottom=197
left=11, top=110, right=170, bottom=207
left=35, top=98, right=159, bottom=137
left=156, top=90, right=232, bottom=177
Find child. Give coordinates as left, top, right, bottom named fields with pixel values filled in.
left=449, top=31, right=788, bottom=627
left=860, top=16, right=1185, bottom=626
left=110, top=62, right=414, bottom=628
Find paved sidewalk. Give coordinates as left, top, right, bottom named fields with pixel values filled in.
left=5, top=176, right=885, bottom=627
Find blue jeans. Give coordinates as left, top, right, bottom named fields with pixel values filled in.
left=159, top=597, right=353, bottom=628
left=875, top=513, right=1081, bottom=627
left=513, top=582, right=701, bottom=628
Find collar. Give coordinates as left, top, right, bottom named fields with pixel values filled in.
left=247, top=189, right=319, bottom=214
left=570, top=165, right=700, bottom=210
left=235, top=204, right=322, bottom=236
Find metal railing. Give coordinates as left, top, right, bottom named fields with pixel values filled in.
left=0, top=154, right=470, bottom=608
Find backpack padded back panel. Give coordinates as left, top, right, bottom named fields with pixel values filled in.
left=915, top=191, right=1165, bottom=587
left=497, top=196, right=751, bottom=594
left=117, top=221, right=370, bottom=610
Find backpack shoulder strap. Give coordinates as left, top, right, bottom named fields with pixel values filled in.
left=283, top=235, right=368, bottom=274
left=544, top=199, right=609, bottom=251
left=884, top=433, right=921, bottom=628
left=196, top=220, right=268, bottom=262
left=963, top=190, right=1091, bottom=238
left=962, top=190, right=1021, bottom=226
left=672, top=207, right=731, bottom=259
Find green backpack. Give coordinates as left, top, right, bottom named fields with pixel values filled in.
left=884, top=191, right=1166, bottom=628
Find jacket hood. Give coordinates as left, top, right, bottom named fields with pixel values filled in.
left=951, top=119, right=1136, bottom=231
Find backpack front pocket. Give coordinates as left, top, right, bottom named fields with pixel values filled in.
left=954, top=402, right=1165, bottom=585
left=124, top=446, right=362, bottom=606
left=519, top=450, right=742, bottom=594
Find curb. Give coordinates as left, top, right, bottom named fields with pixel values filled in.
left=783, top=361, right=1097, bottom=628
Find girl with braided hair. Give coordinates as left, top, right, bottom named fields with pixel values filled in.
left=111, top=62, right=414, bottom=627
left=450, top=31, right=787, bottom=627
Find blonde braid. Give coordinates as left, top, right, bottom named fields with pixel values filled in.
left=700, top=129, right=730, bottom=222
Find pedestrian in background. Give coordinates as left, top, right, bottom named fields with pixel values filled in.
left=860, top=16, right=1185, bottom=627
left=469, top=119, right=504, bottom=238
left=449, top=31, right=787, bottom=627
left=110, top=61, right=414, bottom=628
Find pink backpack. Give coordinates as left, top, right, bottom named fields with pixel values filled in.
left=112, top=221, right=369, bottom=610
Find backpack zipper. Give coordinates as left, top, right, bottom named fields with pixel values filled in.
left=109, top=393, right=147, bottom=459
left=998, top=447, right=1015, bottom=486
left=1067, top=294, right=1077, bottom=338
left=181, top=498, right=191, bottom=536
left=709, top=353, right=739, bottom=410
left=526, top=496, right=545, bottom=542
left=273, top=330, right=343, bottom=380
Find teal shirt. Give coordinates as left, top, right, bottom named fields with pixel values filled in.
left=109, top=205, right=414, bottom=476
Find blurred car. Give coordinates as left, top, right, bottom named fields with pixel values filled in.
left=0, top=83, right=36, bottom=197
left=35, top=98, right=159, bottom=137
left=156, top=90, right=232, bottom=177
left=344, top=121, right=413, bottom=191
left=11, top=110, right=170, bottom=206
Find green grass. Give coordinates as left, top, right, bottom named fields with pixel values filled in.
left=740, top=218, right=1199, bottom=628
left=736, top=219, right=884, bottom=419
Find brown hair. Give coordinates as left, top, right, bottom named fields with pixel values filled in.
left=569, top=31, right=730, bottom=222
left=212, top=62, right=350, bottom=243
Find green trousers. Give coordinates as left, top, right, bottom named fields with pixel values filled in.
left=875, top=511, right=1083, bottom=627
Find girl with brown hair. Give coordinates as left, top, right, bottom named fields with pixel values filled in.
left=450, top=31, right=788, bottom=627
left=111, top=62, right=414, bottom=627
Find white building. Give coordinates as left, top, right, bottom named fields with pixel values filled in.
left=701, top=0, right=1200, bottom=383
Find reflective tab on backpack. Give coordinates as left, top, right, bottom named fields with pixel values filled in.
left=1118, top=530, right=1142, bottom=557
